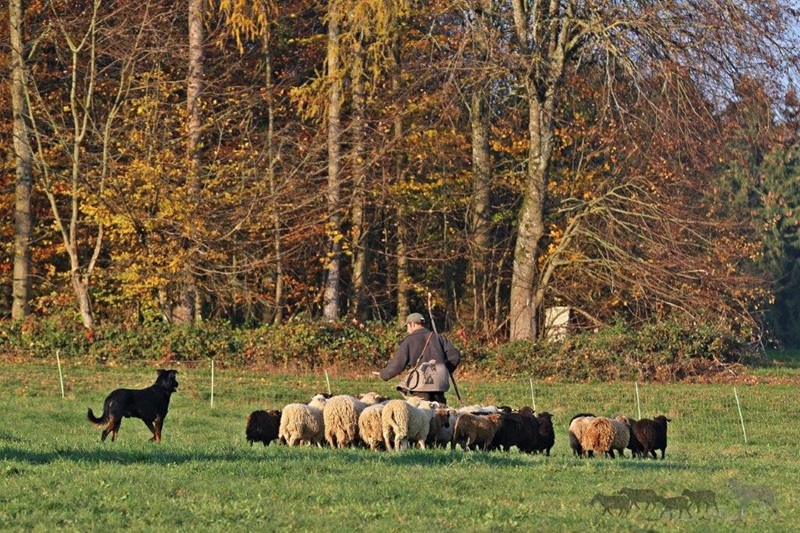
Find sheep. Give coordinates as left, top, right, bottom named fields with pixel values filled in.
left=381, top=399, right=436, bottom=451
left=426, top=407, right=454, bottom=448
left=568, top=414, right=596, bottom=457
left=609, top=416, right=631, bottom=458
left=356, top=391, right=388, bottom=405
left=278, top=395, right=327, bottom=446
left=533, top=411, right=555, bottom=456
left=457, top=404, right=501, bottom=415
left=580, top=416, right=629, bottom=458
left=426, top=408, right=457, bottom=448
left=323, top=394, right=382, bottom=449
left=490, top=408, right=539, bottom=453
left=580, top=417, right=615, bottom=458
left=245, top=409, right=281, bottom=447
left=624, top=418, right=645, bottom=457
left=451, top=412, right=504, bottom=451
left=357, top=402, right=388, bottom=451
left=631, top=415, right=670, bottom=459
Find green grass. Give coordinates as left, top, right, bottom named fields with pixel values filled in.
left=1, top=362, right=799, bottom=531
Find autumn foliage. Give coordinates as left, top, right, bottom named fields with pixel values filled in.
left=2, top=0, right=799, bottom=351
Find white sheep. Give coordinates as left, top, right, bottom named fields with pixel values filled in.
left=457, top=404, right=501, bottom=415
left=568, top=414, right=596, bottom=457
left=381, top=399, right=435, bottom=451
left=278, top=395, right=327, bottom=446
left=323, top=395, right=367, bottom=449
left=357, top=402, right=388, bottom=451
left=320, top=392, right=385, bottom=449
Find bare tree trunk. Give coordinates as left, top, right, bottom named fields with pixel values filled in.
left=175, top=0, right=205, bottom=324
left=469, top=89, right=492, bottom=330
left=507, top=0, right=567, bottom=341
left=323, top=5, right=343, bottom=320
left=264, top=34, right=284, bottom=325
left=509, top=85, right=556, bottom=341
left=9, top=0, right=33, bottom=321
left=350, top=41, right=368, bottom=320
left=390, top=32, right=409, bottom=325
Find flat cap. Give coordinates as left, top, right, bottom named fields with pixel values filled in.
left=404, top=312, right=425, bottom=325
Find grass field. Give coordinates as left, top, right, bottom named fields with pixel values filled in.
left=1, top=361, right=799, bottom=532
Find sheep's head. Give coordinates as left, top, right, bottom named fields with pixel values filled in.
left=434, top=409, right=451, bottom=427
left=486, top=413, right=503, bottom=426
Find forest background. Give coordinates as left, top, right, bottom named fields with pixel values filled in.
left=2, top=1, right=800, bottom=377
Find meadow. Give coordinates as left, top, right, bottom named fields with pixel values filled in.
left=1, top=361, right=798, bottom=532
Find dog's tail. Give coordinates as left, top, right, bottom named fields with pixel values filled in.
left=87, top=407, right=108, bottom=426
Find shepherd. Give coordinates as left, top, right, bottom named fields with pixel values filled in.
left=374, top=311, right=461, bottom=405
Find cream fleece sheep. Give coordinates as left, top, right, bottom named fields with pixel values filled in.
left=610, top=416, right=632, bottom=458
left=381, top=399, right=435, bottom=451
left=323, top=395, right=367, bottom=449
left=278, top=395, right=327, bottom=447
left=451, top=412, right=503, bottom=451
left=568, top=414, right=596, bottom=457
left=357, top=402, right=387, bottom=451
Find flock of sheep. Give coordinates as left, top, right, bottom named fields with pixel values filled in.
left=244, top=391, right=669, bottom=458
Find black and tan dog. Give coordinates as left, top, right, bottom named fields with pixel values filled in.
left=87, top=369, right=179, bottom=443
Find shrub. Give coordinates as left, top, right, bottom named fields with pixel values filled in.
left=0, top=315, right=760, bottom=381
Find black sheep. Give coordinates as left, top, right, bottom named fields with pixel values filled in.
left=245, top=409, right=282, bottom=446
left=631, top=415, right=670, bottom=459
left=624, top=418, right=645, bottom=458
left=533, top=412, right=555, bottom=456
left=490, top=407, right=539, bottom=453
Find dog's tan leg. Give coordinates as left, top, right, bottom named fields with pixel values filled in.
left=111, top=417, right=121, bottom=441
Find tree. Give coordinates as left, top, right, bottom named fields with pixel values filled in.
left=501, top=0, right=800, bottom=340
left=9, top=0, right=33, bottom=321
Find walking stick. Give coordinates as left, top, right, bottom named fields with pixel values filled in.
left=427, top=292, right=463, bottom=406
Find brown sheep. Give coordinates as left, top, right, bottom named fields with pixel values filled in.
left=426, top=408, right=454, bottom=448
left=631, top=415, right=670, bottom=459
left=581, top=417, right=615, bottom=458
left=451, top=412, right=503, bottom=451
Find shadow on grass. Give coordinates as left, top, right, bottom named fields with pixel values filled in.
left=1, top=442, right=700, bottom=471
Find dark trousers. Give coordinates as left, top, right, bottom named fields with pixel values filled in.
left=408, top=390, right=447, bottom=405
